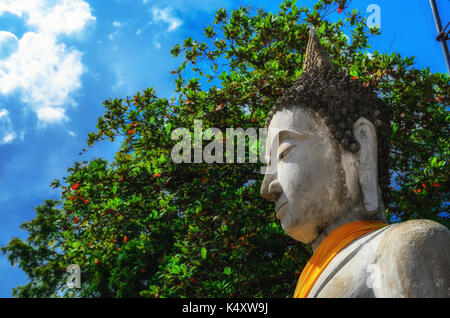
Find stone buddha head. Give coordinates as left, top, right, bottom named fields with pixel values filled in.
left=260, top=30, right=391, bottom=245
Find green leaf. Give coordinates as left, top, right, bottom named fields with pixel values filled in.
left=392, top=122, right=398, bottom=135
left=430, top=157, right=437, bottom=167
left=201, top=247, right=207, bottom=260
left=148, top=285, right=159, bottom=294
left=171, top=265, right=180, bottom=274
left=350, top=69, right=359, bottom=78
left=165, top=122, right=172, bottom=134
left=4, top=1, right=449, bottom=299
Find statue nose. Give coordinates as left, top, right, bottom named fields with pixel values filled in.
left=260, top=173, right=282, bottom=202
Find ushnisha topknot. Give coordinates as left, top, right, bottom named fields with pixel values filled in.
left=302, top=28, right=333, bottom=74
left=265, top=29, right=391, bottom=206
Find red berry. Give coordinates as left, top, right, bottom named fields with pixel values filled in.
left=71, top=183, right=80, bottom=190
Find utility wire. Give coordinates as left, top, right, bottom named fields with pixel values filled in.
left=429, top=0, right=450, bottom=72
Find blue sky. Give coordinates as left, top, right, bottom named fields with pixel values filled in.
left=0, top=0, right=448, bottom=297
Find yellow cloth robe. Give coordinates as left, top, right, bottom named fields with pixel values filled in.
left=294, top=220, right=388, bottom=298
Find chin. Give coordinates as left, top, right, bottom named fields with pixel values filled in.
left=281, top=213, right=318, bottom=243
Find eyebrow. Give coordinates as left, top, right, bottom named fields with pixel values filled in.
left=267, top=129, right=312, bottom=159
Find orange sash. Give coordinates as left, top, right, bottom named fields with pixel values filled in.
left=294, top=220, right=387, bottom=298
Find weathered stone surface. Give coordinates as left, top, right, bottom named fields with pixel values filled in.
left=265, top=30, right=392, bottom=206
left=308, top=220, right=450, bottom=297
left=260, top=30, right=450, bottom=298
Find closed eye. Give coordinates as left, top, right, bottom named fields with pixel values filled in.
left=278, top=144, right=295, bottom=161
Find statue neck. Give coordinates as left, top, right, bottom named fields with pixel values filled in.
left=309, top=206, right=382, bottom=253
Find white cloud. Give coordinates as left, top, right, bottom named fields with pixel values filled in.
left=136, top=21, right=152, bottom=35
left=343, top=33, right=350, bottom=43
left=0, top=31, right=18, bottom=59
left=113, top=73, right=125, bottom=91
left=0, top=0, right=95, bottom=125
left=37, top=106, right=67, bottom=123
left=0, top=109, right=16, bottom=144
left=2, top=133, right=15, bottom=143
left=151, top=6, right=182, bottom=32
left=143, top=0, right=230, bottom=14
left=0, top=32, right=83, bottom=123
left=0, top=0, right=95, bottom=36
left=109, top=21, right=125, bottom=41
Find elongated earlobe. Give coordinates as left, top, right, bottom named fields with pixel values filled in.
left=352, top=118, right=378, bottom=214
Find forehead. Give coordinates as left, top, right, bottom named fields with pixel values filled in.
left=267, top=106, right=321, bottom=143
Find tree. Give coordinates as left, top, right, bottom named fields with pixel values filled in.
left=2, top=0, right=448, bottom=298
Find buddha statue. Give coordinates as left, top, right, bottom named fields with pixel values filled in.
left=260, top=30, right=450, bottom=298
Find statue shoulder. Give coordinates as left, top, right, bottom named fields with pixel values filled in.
left=381, top=219, right=450, bottom=249
left=375, top=219, right=450, bottom=297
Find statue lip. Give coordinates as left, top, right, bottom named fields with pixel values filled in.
left=275, top=200, right=288, bottom=219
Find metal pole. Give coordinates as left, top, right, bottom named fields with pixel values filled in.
left=429, top=0, right=450, bottom=73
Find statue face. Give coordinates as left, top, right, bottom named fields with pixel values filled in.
left=261, top=106, right=351, bottom=243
